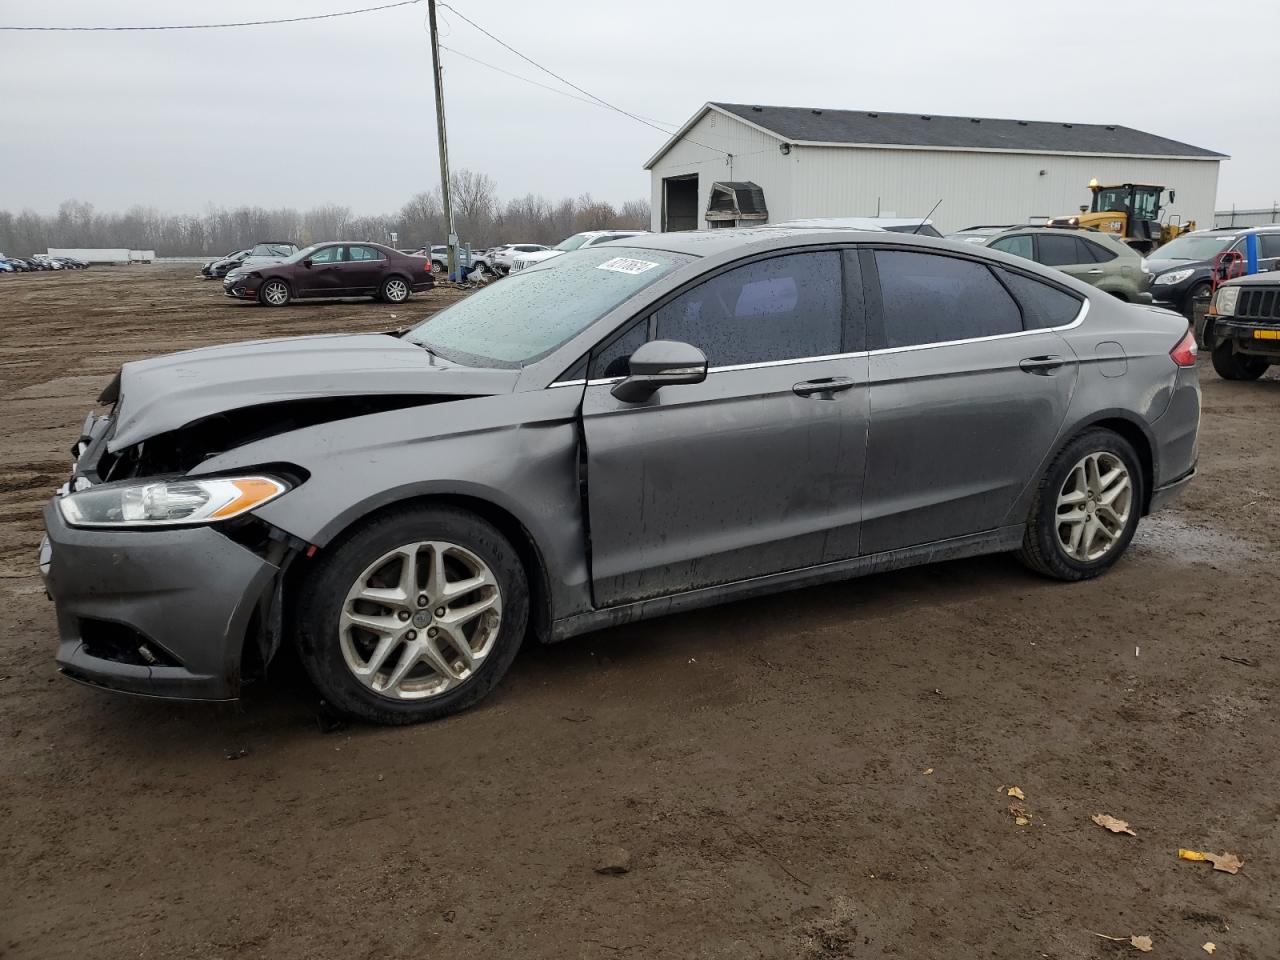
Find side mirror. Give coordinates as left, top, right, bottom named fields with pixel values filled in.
left=611, top=340, right=707, bottom=403
left=302, top=258, right=313, bottom=269
left=1168, top=189, right=1176, bottom=204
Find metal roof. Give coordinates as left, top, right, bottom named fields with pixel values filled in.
left=645, top=103, right=1225, bottom=167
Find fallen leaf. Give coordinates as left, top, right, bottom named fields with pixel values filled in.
left=1091, top=932, right=1154, bottom=953
left=922, top=768, right=934, bottom=775
left=1208, top=852, right=1244, bottom=874
left=1203, top=943, right=1216, bottom=955
left=1014, top=816, right=1030, bottom=827
left=1009, top=802, right=1031, bottom=826
left=1008, top=786, right=1025, bottom=801
left=1092, top=813, right=1138, bottom=837
left=1179, top=849, right=1244, bottom=874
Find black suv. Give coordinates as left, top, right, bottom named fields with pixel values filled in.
left=1206, top=270, right=1280, bottom=380
left=1147, top=226, right=1280, bottom=317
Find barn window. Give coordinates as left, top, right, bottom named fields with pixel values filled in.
left=705, top=181, right=768, bottom=228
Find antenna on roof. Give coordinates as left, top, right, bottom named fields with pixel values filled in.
left=912, top=198, right=943, bottom=235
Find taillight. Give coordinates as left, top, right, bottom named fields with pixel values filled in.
left=1170, top=327, right=1198, bottom=367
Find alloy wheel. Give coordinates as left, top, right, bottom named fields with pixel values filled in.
left=338, top=540, right=503, bottom=701
left=385, top=278, right=408, bottom=302
left=263, top=281, right=288, bottom=306
left=1055, top=452, right=1132, bottom=562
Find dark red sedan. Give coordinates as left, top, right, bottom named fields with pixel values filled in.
left=223, top=241, right=435, bottom=307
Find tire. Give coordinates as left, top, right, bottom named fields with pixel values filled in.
left=293, top=505, right=529, bottom=725
left=430, top=259, right=446, bottom=275
left=258, top=278, right=290, bottom=307
left=1184, top=281, right=1211, bottom=319
left=380, top=276, right=410, bottom=304
left=1017, top=428, right=1143, bottom=581
left=1211, top=338, right=1269, bottom=381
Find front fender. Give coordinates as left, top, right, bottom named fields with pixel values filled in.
left=193, top=387, right=593, bottom=621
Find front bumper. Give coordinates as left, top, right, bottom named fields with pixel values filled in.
left=223, top=277, right=255, bottom=299
left=40, top=502, right=280, bottom=701
left=1214, top=318, right=1280, bottom=358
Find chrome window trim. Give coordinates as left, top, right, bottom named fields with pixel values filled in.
left=549, top=267, right=1090, bottom=389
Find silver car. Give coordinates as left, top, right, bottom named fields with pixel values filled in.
left=40, top=229, right=1201, bottom=724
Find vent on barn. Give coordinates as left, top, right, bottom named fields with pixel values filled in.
left=705, top=181, right=768, bottom=228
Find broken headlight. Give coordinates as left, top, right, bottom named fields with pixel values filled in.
left=59, top=476, right=289, bottom=528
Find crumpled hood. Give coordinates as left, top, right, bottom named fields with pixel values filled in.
left=108, top=332, right=519, bottom=451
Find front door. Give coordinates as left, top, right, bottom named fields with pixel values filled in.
left=299, top=244, right=347, bottom=297
left=581, top=249, right=869, bottom=607
left=861, top=248, right=1080, bottom=554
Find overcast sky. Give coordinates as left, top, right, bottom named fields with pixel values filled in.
left=2, top=0, right=1275, bottom=216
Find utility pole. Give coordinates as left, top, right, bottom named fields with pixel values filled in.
left=427, top=0, right=457, bottom=279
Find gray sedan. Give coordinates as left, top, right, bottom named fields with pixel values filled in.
left=40, top=229, right=1201, bottom=724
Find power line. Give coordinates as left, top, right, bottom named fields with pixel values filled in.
left=440, top=44, right=677, bottom=127
left=437, top=2, right=726, bottom=157
left=0, top=0, right=422, bottom=31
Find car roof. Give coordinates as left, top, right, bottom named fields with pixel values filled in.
left=613, top=226, right=920, bottom=257
left=776, top=217, right=921, bottom=230
left=1200, top=225, right=1280, bottom=236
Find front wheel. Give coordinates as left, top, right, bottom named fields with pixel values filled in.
left=293, top=505, right=529, bottom=725
left=258, top=279, right=290, bottom=307
left=1017, top=429, right=1142, bottom=581
left=380, top=276, right=410, bottom=304
left=1184, top=281, right=1211, bottom=320
left=1211, top=339, right=1269, bottom=381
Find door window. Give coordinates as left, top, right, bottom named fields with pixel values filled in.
left=347, top=245, right=385, bottom=261
left=590, top=321, right=649, bottom=379
left=1257, top=234, right=1280, bottom=259
left=1079, top=238, right=1117, bottom=262
left=990, top=234, right=1033, bottom=260
left=995, top=268, right=1084, bottom=329
left=874, top=250, right=1022, bottom=348
left=309, top=245, right=344, bottom=264
left=653, top=252, right=842, bottom=366
left=1037, top=234, right=1083, bottom=267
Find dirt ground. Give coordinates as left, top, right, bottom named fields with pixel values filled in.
left=1, top=265, right=1277, bottom=959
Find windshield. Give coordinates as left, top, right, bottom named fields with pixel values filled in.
left=406, top=246, right=695, bottom=368
left=1152, top=234, right=1235, bottom=262
left=249, top=242, right=296, bottom=257
left=553, top=233, right=591, bottom=252
left=1092, top=187, right=1130, bottom=213
left=278, top=244, right=321, bottom=264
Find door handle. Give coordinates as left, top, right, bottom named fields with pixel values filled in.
left=793, top=376, right=857, bottom=398
left=1086, top=268, right=1104, bottom=275
left=1019, top=355, right=1066, bottom=375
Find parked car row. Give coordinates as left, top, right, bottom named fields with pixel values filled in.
left=201, top=242, right=300, bottom=279
left=1, top=254, right=90, bottom=273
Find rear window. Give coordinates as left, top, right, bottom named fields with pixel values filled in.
left=996, top=269, right=1084, bottom=329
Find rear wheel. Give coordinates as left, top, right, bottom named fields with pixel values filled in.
left=1211, top=338, right=1269, bottom=380
left=380, top=276, right=410, bottom=304
left=258, top=279, right=290, bottom=307
left=1018, top=429, right=1142, bottom=581
left=294, top=505, right=528, bottom=725
left=430, top=260, right=445, bottom=275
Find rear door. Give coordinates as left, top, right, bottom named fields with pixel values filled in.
left=345, top=244, right=386, bottom=294
left=861, top=248, right=1081, bottom=554
left=581, top=249, right=870, bottom=606
left=1037, top=233, right=1103, bottom=286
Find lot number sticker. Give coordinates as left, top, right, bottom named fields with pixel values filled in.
left=596, top=257, right=660, bottom=275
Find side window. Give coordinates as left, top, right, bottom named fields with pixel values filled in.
left=348, top=245, right=385, bottom=261
left=309, top=245, right=343, bottom=264
left=1079, top=238, right=1117, bottom=263
left=990, top=234, right=1033, bottom=260
left=1037, top=234, right=1083, bottom=266
left=995, top=268, right=1084, bottom=329
left=874, top=250, right=1022, bottom=348
left=1257, top=234, right=1280, bottom=260
left=590, top=320, right=649, bottom=379
left=653, top=251, right=842, bottom=366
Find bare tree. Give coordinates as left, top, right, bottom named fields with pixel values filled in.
left=618, top=199, right=652, bottom=230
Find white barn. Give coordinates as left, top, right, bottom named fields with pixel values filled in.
left=645, top=103, right=1225, bottom=235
